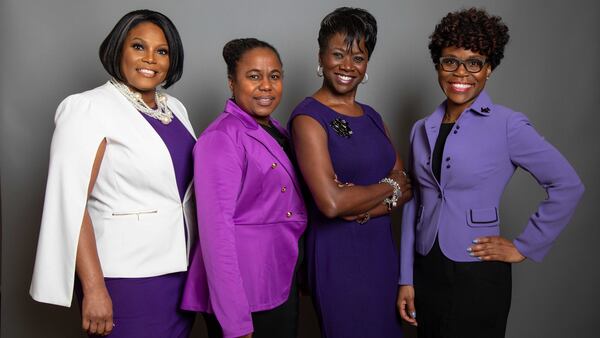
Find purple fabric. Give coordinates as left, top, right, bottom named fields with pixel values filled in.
left=76, top=273, right=194, bottom=338
left=288, top=97, right=403, bottom=338
left=76, top=113, right=196, bottom=337
left=399, top=91, right=585, bottom=285
left=181, top=100, right=307, bottom=338
left=141, top=113, right=195, bottom=201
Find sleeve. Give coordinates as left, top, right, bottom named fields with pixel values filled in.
left=399, top=122, right=420, bottom=285
left=507, top=112, right=584, bottom=262
left=194, top=130, right=253, bottom=337
left=30, top=94, right=106, bottom=307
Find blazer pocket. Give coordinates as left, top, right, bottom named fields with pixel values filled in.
left=467, top=207, right=499, bottom=227
left=111, top=209, right=158, bottom=221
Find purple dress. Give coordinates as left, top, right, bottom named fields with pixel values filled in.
left=77, top=112, right=196, bottom=338
left=289, top=97, right=403, bottom=337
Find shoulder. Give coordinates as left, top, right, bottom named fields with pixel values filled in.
left=289, top=97, right=331, bottom=131
left=290, top=97, right=328, bottom=121
left=486, top=104, right=533, bottom=131
left=411, top=117, right=427, bottom=134
left=199, top=112, right=246, bottom=143
left=54, top=84, right=116, bottom=125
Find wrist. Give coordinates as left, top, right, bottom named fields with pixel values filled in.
left=379, top=177, right=402, bottom=210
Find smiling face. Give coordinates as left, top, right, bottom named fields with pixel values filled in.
left=120, top=21, right=170, bottom=106
left=229, top=47, right=283, bottom=125
left=437, top=46, right=491, bottom=117
left=319, top=33, right=368, bottom=97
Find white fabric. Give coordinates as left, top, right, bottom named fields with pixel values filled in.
left=30, top=82, right=196, bottom=307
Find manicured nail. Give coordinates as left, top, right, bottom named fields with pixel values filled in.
left=410, top=311, right=417, bottom=319
left=467, top=247, right=472, bottom=252
left=469, top=252, right=475, bottom=257
left=472, top=239, right=479, bottom=244
left=477, top=257, right=483, bottom=261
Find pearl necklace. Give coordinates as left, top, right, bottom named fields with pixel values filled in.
left=110, top=78, right=173, bottom=125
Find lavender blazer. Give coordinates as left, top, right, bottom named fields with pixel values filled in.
left=181, top=100, right=307, bottom=338
left=399, top=91, right=584, bottom=285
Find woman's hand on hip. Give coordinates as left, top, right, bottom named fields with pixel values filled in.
left=82, top=287, right=114, bottom=336
left=397, top=285, right=418, bottom=326
left=468, top=236, right=526, bottom=263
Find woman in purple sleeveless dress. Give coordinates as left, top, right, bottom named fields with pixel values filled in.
left=288, top=7, right=411, bottom=338
left=30, top=10, right=195, bottom=337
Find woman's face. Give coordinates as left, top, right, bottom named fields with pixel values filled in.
left=437, top=46, right=491, bottom=114
left=229, top=47, right=283, bottom=125
left=320, top=33, right=368, bottom=97
left=120, top=22, right=170, bottom=101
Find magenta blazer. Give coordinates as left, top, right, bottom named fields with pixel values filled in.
left=399, top=91, right=584, bottom=285
left=181, top=100, right=307, bottom=337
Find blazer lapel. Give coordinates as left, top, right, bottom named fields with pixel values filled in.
left=246, top=126, right=301, bottom=194
left=424, top=103, right=445, bottom=155
left=105, top=82, right=181, bottom=201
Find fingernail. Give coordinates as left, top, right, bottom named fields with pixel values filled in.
left=469, top=252, right=475, bottom=257
left=472, top=239, right=479, bottom=244
left=467, top=247, right=472, bottom=252
left=410, top=311, right=417, bottom=319
left=477, top=257, right=483, bottom=261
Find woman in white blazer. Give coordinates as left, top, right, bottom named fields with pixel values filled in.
left=30, top=10, right=196, bottom=338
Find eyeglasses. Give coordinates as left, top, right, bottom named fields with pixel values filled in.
left=438, top=56, right=487, bottom=73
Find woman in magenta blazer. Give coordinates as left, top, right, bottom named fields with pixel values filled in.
left=181, top=38, right=306, bottom=338
left=397, top=8, right=584, bottom=338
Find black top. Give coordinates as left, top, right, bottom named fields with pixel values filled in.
left=260, top=122, right=294, bottom=160
left=432, top=122, right=454, bottom=182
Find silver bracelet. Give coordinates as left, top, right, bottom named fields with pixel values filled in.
left=379, top=177, right=402, bottom=210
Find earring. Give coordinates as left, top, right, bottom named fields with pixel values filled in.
left=316, top=65, right=323, bottom=77
left=361, top=73, right=369, bottom=84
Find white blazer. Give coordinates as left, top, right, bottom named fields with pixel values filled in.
left=30, top=82, right=197, bottom=307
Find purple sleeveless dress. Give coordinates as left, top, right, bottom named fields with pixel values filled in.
left=77, top=112, right=196, bottom=338
left=289, top=97, right=403, bottom=338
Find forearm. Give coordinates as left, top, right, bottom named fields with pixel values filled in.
left=313, top=181, right=394, bottom=218
left=75, top=210, right=107, bottom=294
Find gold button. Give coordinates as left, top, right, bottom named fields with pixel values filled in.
left=271, top=163, right=277, bottom=169
left=281, top=186, right=287, bottom=192
left=286, top=211, right=293, bottom=218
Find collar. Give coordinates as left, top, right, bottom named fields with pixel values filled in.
left=429, top=90, right=495, bottom=124
left=467, top=90, right=494, bottom=116
left=224, top=99, right=273, bottom=130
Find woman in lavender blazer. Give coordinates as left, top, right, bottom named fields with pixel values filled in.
left=397, top=8, right=584, bottom=338
left=181, top=38, right=306, bottom=338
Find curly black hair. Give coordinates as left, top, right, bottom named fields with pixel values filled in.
left=429, top=8, right=509, bottom=70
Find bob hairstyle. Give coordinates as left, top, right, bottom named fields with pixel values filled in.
left=99, top=9, right=184, bottom=88
left=429, top=8, right=509, bottom=70
left=318, top=7, right=377, bottom=58
left=222, top=38, right=282, bottom=79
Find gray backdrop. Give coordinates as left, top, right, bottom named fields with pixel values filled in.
left=1, top=0, right=598, bottom=337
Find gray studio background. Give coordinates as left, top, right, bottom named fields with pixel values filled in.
left=1, top=0, right=598, bottom=337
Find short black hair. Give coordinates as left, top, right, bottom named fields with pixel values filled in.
left=318, top=7, right=377, bottom=58
left=99, top=9, right=184, bottom=88
left=429, top=8, right=509, bottom=70
left=222, top=38, right=282, bottom=79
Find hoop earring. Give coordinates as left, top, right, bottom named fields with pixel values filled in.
left=316, top=65, right=323, bottom=77
left=361, top=73, right=369, bottom=84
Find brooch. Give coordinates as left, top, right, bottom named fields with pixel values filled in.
left=330, top=118, right=353, bottom=138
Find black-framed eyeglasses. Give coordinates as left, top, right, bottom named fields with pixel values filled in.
left=438, top=56, right=487, bottom=73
